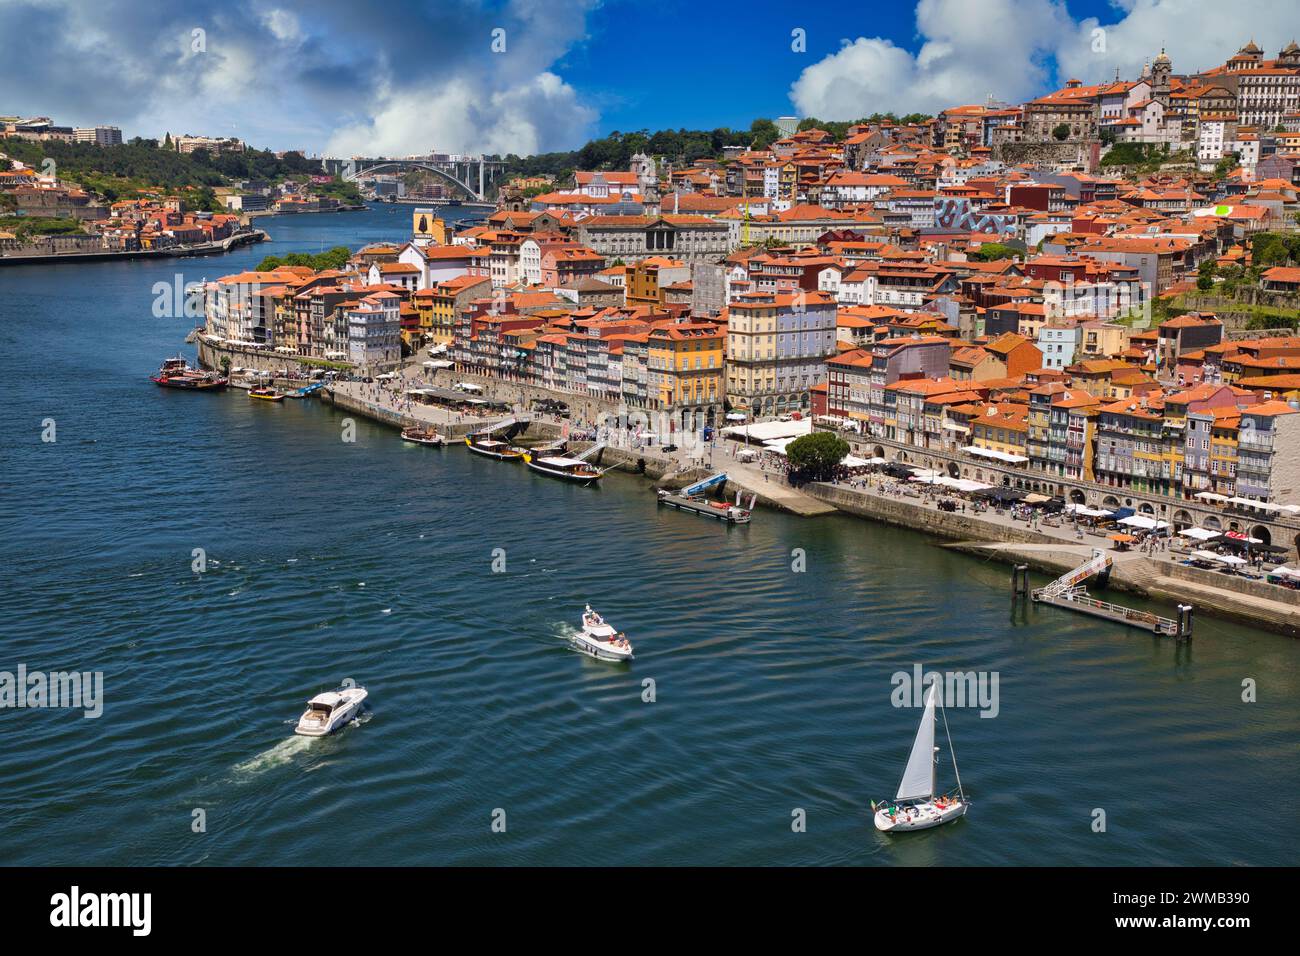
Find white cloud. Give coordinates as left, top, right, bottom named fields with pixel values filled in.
left=1056, top=0, right=1300, bottom=86
left=325, top=71, right=596, bottom=158
left=790, top=0, right=1300, bottom=119
left=791, top=0, right=1072, bottom=117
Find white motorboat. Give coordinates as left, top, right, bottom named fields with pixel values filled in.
left=294, top=685, right=369, bottom=736
left=872, top=684, right=969, bottom=832
left=572, top=605, right=634, bottom=662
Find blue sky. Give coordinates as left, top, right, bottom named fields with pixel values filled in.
left=1, top=0, right=1297, bottom=157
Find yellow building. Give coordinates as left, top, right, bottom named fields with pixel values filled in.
left=968, top=402, right=1030, bottom=457
left=412, top=210, right=448, bottom=245
left=648, top=322, right=724, bottom=427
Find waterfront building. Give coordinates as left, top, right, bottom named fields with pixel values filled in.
left=346, top=291, right=402, bottom=372
left=646, top=322, right=724, bottom=428
left=413, top=275, right=491, bottom=349
left=725, top=290, right=838, bottom=417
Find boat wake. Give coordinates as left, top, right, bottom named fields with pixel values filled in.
left=232, top=735, right=315, bottom=778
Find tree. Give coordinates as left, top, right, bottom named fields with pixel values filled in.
left=1052, top=123, right=1071, bottom=141
left=785, top=432, right=849, bottom=482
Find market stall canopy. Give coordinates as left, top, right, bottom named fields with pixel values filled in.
left=966, top=446, right=1029, bottom=464
left=1118, top=514, right=1168, bottom=530
left=1065, top=504, right=1113, bottom=517
left=1178, top=527, right=1221, bottom=541
left=1194, top=492, right=1229, bottom=502
left=1192, top=550, right=1246, bottom=566
left=722, top=419, right=812, bottom=443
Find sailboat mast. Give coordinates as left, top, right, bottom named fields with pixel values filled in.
left=939, top=691, right=964, bottom=800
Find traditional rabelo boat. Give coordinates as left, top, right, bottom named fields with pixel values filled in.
left=401, top=426, right=447, bottom=447
left=464, top=434, right=524, bottom=461
left=150, top=357, right=228, bottom=391
left=248, top=386, right=284, bottom=402
left=523, top=451, right=605, bottom=485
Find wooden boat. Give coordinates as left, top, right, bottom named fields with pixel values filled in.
left=248, top=386, right=284, bottom=402
left=464, top=435, right=524, bottom=460
left=150, top=357, right=228, bottom=391
left=523, top=452, right=604, bottom=485
left=402, top=426, right=447, bottom=447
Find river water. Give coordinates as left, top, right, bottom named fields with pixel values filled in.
left=1, top=205, right=1297, bottom=866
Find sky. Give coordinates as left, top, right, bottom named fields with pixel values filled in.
left=2, top=0, right=1299, bottom=158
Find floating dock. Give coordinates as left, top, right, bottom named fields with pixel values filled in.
left=1022, top=550, right=1190, bottom=638
left=656, top=473, right=754, bottom=524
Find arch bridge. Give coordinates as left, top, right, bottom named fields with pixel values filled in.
left=323, top=155, right=507, bottom=201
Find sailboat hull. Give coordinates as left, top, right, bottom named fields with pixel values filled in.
left=874, top=799, right=968, bottom=832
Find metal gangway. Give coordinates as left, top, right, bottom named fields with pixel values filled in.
left=681, top=472, right=728, bottom=497
left=1034, top=549, right=1112, bottom=600
left=470, top=417, right=518, bottom=438
left=575, top=443, right=606, bottom=462
left=1027, top=548, right=1188, bottom=638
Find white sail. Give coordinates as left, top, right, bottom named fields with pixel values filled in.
left=895, top=684, right=937, bottom=802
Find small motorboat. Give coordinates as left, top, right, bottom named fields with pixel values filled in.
left=294, top=685, right=369, bottom=736
left=572, top=605, right=634, bottom=662
left=248, top=386, right=284, bottom=402
left=872, top=684, right=969, bottom=832
left=402, top=426, right=447, bottom=447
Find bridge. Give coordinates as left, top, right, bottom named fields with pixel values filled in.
left=322, top=155, right=507, bottom=201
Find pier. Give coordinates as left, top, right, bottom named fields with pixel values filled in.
left=1027, top=549, right=1187, bottom=638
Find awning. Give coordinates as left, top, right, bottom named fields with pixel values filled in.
left=1179, top=527, right=1221, bottom=541
left=1118, top=514, right=1168, bottom=530
left=1192, top=549, right=1246, bottom=566
left=1023, top=493, right=1051, bottom=504
left=1194, top=492, right=1229, bottom=502
left=942, top=422, right=969, bottom=432
left=966, top=446, right=1029, bottom=464
left=1065, top=504, right=1112, bottom=517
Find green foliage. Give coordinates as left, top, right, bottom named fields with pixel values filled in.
left=1196, top=274, right=1214, bottom=292
left=495, top=114, right=931, bottom=180
left=254, top=245, right=353, bottom=272
left=0, top=215, right=84, bottom=239
left=785, top=431, right=850, bottom=480
left=968, top=242, right=1020, bottom=262
left=0, top=137, right=324, bottom=209
left=310, top=177, right=364, bottom=205
left=1246, top=313, right=1299, bottom=331
left=1249, top=231, right=1300, bottom=269
left=1052, top=123, right=1071, bottom=141
left=1213, top=152, right=1240, bottom=179
left=1101, top=141, right=1176, bottom=171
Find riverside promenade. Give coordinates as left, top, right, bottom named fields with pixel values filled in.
left=809, top=478, right=1300, bottom=637
left=304, top=357, right=1299, bottom=635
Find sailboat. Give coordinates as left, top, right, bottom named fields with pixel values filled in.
left=872, top=684, right=969, bottom=832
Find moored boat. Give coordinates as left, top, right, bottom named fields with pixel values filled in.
left=150, top=357, right=228, bottom=391
left=248, top=386, right=284, bottom=402
left=872, top=684, right=969, bottom=832
left=465, top=435, right=524, bottom=460
left=572, top=605, right=633, bottom=662
left=523, top=452, right=604, bottom=485
left=294, top=685, right=369, bottom=736
left=402, top=426, right=447, bottom=447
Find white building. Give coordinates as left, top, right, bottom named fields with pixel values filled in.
left=346, top=291, right=402, bottom=370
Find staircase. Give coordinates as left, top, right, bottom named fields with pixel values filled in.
left=1034, top=549, right=1112, bottom=601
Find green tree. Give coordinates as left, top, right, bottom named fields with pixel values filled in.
left=1052, top=123, right=1071, bottom=141
left=786, top=432, right=850, bottom=481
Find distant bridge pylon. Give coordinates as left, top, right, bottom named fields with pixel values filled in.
left=323, top=155, right=507, bottom=202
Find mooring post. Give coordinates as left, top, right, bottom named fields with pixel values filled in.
left=1012, top=564, right=1029, bottom=598
left=1177, top=604, right=1194, bottom=641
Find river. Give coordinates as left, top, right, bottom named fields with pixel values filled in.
left=1, top=205, right=1296, bottom=866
